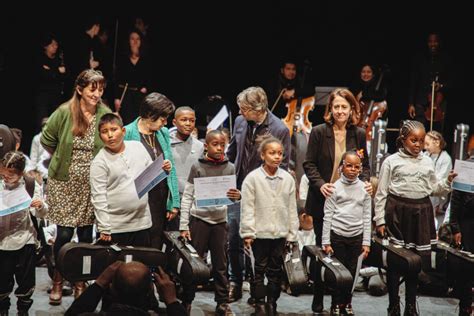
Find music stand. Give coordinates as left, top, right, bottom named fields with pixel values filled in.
left=314, top=86, right=348, bottom=106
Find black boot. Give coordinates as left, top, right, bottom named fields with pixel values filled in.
left=403, top=303, right=418, bottom=316
left=387, top=302, right=401, bottom=316
left=312, top=283, right=325, bottom=313
left=266, top=297, right=277, bottom=316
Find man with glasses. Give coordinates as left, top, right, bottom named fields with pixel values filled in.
left=226, top=86, right=291, bottom=303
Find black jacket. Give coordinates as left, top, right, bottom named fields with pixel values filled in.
left=303, top=123, right=370, bottom=221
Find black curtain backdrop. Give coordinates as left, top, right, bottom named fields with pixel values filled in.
left=1, top=1, right=473, bottom=154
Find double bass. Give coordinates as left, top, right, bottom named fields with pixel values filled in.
left=424, top=75, right=444, bottom=131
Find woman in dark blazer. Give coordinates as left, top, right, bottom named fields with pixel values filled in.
left=303, top=88, right=371, bottom=314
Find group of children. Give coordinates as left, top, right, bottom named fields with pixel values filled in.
left=0, top=113, right=465, bottom=316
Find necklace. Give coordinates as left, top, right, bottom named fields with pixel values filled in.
left=142, top=133, right=157, bottom=158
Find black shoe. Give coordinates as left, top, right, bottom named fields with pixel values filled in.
left=182, top=302, right=192, bottom=316
left=17, top=311, right=29, bottom=316
left=247, top=296, right=257, bottom=306
left=215, top=303, right=231, bottom=315
left=330, top=305, right=341, bottom=316
left=387, top=303, right=401, bottom=316
left=252, top=303, right=266, bottom=316
left=403, top=304, right=418, bottom=316
left=312, top=292, right=324, bottom=313
left=265, top=302, right=277, bottom=316
left=342, top=304, right=355, bottom=315
left=228, top=283, right=242, bottom=303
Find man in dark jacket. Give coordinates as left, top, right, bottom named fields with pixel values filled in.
left=226, top=86, right=291, bottom=302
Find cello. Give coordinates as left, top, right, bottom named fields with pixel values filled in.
left=424, top=75, right=444, bottom=131
left=357, top=67, right=388, bottom=142
left=279, top=61, right=315, bottom=137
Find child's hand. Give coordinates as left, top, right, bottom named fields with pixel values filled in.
left=323, top=245, right=334, bottom=256
left=99, top=233, right=112, bottom=242
left=226, top=188, right=241, bottom=201
left=244, top=237, right=254, bottom=249
left=320, top=183, right=335, bottom=198
left=376, top=225, right=386, bottom=238
left=30, top=199, right=43, bottom=209
left=180, top=230, right=191, bottom=240
left=166, top=208, right=179, bottom=221
left=447, top=170, right=458, bottom=184
left=162, top=160, right=172, bottom=173
left=364, top=181, right=373, bottom=196
left=362, top=245, right=370, bottom=259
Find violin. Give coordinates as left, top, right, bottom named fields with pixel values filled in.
left=282, top=96, right=315, bottom=137
left=424, top=76, right=444, bottom=130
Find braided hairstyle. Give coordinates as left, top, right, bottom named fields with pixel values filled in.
left=396, top=120, right=425, bottom=150
left=426, top=130, right=446, bottom=150
left=1, top=150, right=26, bottom=173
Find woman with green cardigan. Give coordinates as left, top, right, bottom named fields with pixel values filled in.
left=124, top=92, right=180, bottom=249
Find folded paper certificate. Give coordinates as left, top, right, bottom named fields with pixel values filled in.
left=452, top=159, right=474, bottom=193
left=207, top=105, right=229, bottom=130
left=0, top=186, right=32, bottom=217
left=135, top=154, right=168, bottom=198
left=194, top=175, right=236, bottom=208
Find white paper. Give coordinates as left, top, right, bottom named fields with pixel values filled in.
left=207, top=105, right=229, bottom=130
left=351, top=253, right=365, bottom=293
left=134, top=154, right=168, bottom=198
left=244, top=246, right=255, bottom=276
left=194, top=175, right=236, bottom=208
left=452, top=159, right=474, bottom=193
left=0, top=186, right=32, bottom=217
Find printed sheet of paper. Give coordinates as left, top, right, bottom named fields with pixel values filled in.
left=207, top=105, right=229, bottom=130
left=135, top=154, right=168, bottom=199
left=194, top=175, right=236, bottom=208
left=0, top=186, right=32, bottom=217
left=452, top=159, right=474, bottom=193
left=351, top=253, right=365, bottom=293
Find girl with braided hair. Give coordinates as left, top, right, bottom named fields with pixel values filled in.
left=373, top=120, right=457, bottom=316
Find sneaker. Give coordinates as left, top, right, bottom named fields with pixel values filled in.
left=228, top=283, right=242, bottom=303
left=342, top=304, right=355, bottom=315
left=330, top=305, right=341, bottom=316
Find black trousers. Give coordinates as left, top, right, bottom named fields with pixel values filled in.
left=456, top=218, right=474, bottom=308
left=330, top=232, right=363, bottom=305
left=0, top=245, right=36, bottom=312
left=251, top=238, right=286, bottom=301
left=111, top=228, right=151, bottom=247
left=182, top=217, right=229, bottom=304
left=54, top=225, right=93, bottom=262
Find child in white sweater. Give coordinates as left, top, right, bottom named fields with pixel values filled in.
left=90, top=113, right=153, bottom=246
left=240, top=136, right=299, bottom=315
left=322, top=150, right=371, bottom=315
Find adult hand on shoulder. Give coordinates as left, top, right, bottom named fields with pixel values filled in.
left=320, top=183, right=335, bottom=198
left=364, top=181, right=373, bottom=196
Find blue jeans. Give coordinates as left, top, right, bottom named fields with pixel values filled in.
left=227, top=202, right=245, bottom=285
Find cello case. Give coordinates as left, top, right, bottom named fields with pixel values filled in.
left=369, top=119, right=388, bottom=177
left=282, top=242, right=308, bottom=296
left=162, top=231, right=211, bottom=285
left=56, top=242, right=167, bottom=282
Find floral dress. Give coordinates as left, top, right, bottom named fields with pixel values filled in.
left=47, top=116, right=96, bottom=227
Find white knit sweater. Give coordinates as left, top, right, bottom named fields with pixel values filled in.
left=240, top=167, right=299, bottom=241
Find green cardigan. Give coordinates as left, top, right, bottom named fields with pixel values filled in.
left=40, top=102, right=111, bottom=181
left=124, top=118, right=180, bottom=211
